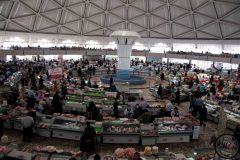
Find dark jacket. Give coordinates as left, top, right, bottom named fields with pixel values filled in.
left=199, top=107, right=207, bottom=120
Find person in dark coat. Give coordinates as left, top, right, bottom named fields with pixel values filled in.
left=80, top=122, right=96, bottom=155
left=113, top=98, right=119, bottom=119
left=157, top=83, right=163, bottom=99
left=77, top=67, right=82, bottom=77
left=109, top=75, right=113, bottom=86
left=199, top=105, right=207, bottom=127
left=87, top=101, right=99, bottom=120
left=188, top=80, right=193, bottom=89
left=160, top=72, right=164, bottom=81
left=52, top=92, right=63, bottom=113
left=175, top=88, right=180, bottom=106
left=210, top=84, right=216, bottom=96
left=233, top=125, right=240, bottom=143
left=61, top=83, right=68, bottom=99
left=39, top=75, right=44, bottom=89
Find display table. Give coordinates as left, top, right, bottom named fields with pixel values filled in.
left=103, top=133, right=140, bottom=144
left=64, top=102, right=86, bottom=113
left=51, top=127, right=82, bottom=141
left=154, top=116, right=199, bottom=143
left=102, top=119, right=140, bottom=144
left=33, top=127, right=51, bottom=138
left=205, top=100, right=240, bottom=130
left=3, top=150, right=35, bottom=160
left=156, top=132, right=192, bottom=143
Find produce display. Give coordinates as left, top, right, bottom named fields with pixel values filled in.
left=4, top=71, right=22, bottom=86
left=67, top=95, right=82, bottom=102
left=105, top=125, right=140, bottom=134
left=0, top=146, right=8, bottom=158
left=84, top=91, right=105, bottom=97
left=35, top=122, right=50, bottom=129
left=103, top=119, right=140, bottom=134
left=114, top=147, right=136, bottom=159
left=205, top=100, right=240, bottom=127
left=144, top=146, right=152, bottom=156
left=141, top=130, right=159, bottom=137
left=154, top=116, right=199, bottom=125
left=158, top=123, right=190, bottom=132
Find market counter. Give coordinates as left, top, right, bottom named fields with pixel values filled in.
left=3, top=150, right=35, bottom=160
left=33, top=127, right=51, bottom=138
left=156, top=131, right=192, bottom=143
left=103, top=133, right=140, bottom=144
left=205, top=101, right=240, bottom=130
left=51, top=127, right=82, bottom=141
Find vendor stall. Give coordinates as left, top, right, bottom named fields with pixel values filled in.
left=205, top=100, right=240, bottom=130
left=154, top=116, right=200, bottom=143
left=102, top=119, right=140, bottom=144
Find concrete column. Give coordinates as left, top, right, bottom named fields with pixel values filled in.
left=116, top=44, right=132, bottom=79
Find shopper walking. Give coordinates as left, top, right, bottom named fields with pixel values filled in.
left=199, top=105, right=207, bottom=127
left=157, top=83, right=163, bottom=99
left=22, top=112, right=34, bottom=142
left=39, top=75, right=44, bottom=89
left=160, top=72, right=164, bottom=81
left=175, top=88, right=180, bottom=106
left=52, top=91, right=63, bottom=114
left=80, top=122, right=96, bottom=155
left=113, top=98, right=119, bottom=119
left=194, top=96, right=204, bottom=117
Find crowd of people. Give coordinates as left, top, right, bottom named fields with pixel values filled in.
left=0, top=56, right=239, bottom=159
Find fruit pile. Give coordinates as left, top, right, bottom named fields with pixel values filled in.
left=115, top=147, right=135, bottom=159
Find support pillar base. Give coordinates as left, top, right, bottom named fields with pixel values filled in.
left=117, top=70, right=130, bottom=80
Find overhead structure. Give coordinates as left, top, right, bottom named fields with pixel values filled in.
left=0, top=0, right=239, bottom=40
left=111, top=30, right=140, bottom=79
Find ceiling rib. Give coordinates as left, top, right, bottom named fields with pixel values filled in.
left=4, top=1, right=16, bottom=30
left=0, top=0, right=238, bottom=40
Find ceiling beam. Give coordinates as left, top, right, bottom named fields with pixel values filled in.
left=32, top=0, right=43, bottom=32
left=103, top=0, right=110, bottom=36
left=198, top=30, right=219, bottom=39
left=80, top=2, right=88, bottom=35
left=214, top=0, right=240, bottom=6
left=35, top=25, right=56, bottom=32
left=221, top=20, right=240, bottom=27
left=212, top=1, right=223, bottom=39
left=52, top=0, right=68, bottom=34
left=4, top=1, right=16, bottom=31
left=188, top=0, right=197, bottom=39
left=125, top=0, right=129, bottom=30
left=175, top=30, right=194, bottom=38
left=146, top=0, right=150, bottom=37
left=151, top=22, right=168, bottom=30
left=151, top=30, right=170, bottom=38
left=167, top=0, right=173, bottom=38
left=193, top=0, right=210, bottom=12
left=67, top=2, right=85, bottom=8
left=151, top=4, right=166, bottom=13
left=224, top=30, right=240, bottom=39
left=109, top=5, right=125, bottom=12
left=219, top=6, right=240, bottom=20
